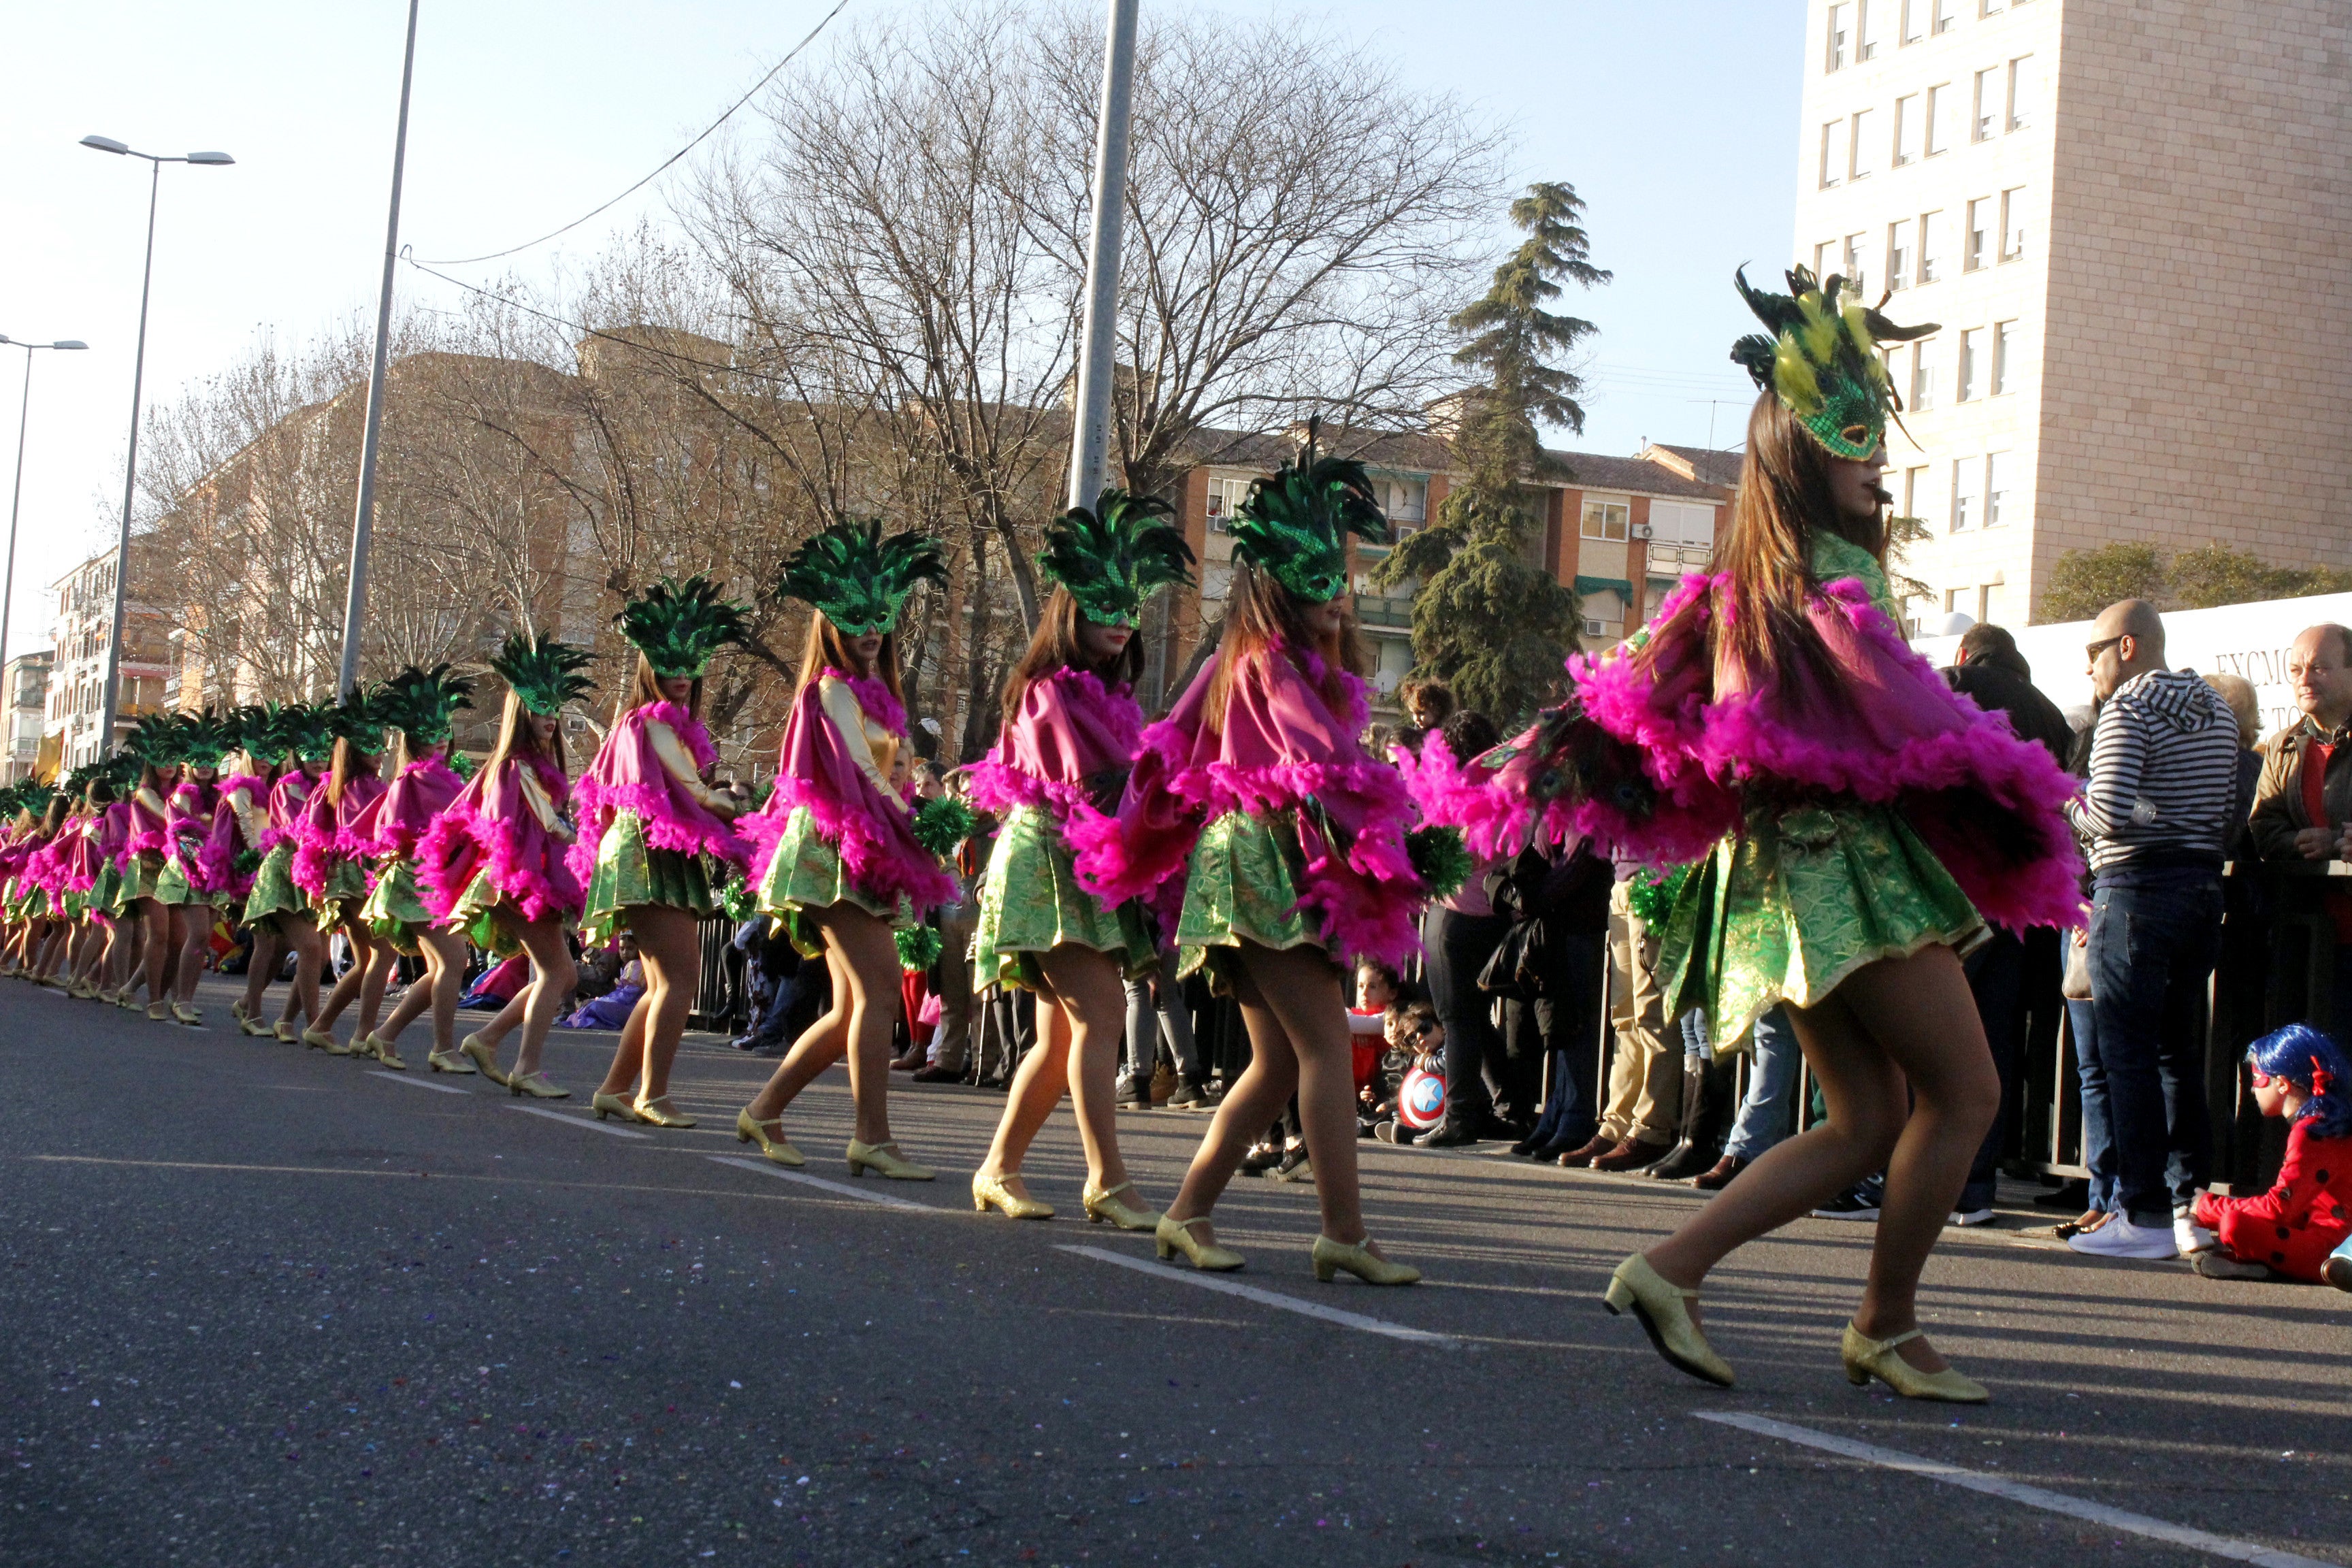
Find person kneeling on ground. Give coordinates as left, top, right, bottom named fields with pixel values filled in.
left=2183, top=1024, right=2352, bottom=1282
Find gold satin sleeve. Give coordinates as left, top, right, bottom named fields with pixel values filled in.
left=819, top=676, right=904, bottom=807
left=647, top=719, right=737, bottom=818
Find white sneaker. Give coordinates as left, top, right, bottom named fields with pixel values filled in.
left=2068, top=1215, right=2178, bottom=1260
left=1948, top=1207, right=1997, bottom=1227
left=2174, top=1205, right=2217, bottom=1255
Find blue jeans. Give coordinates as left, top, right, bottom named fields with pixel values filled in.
left=1723, top=1007, right=1799, bottom=1162
left=2087, top=871, right=2221, bottom=1227
left=2065, top=998, right=2117, bottom=1211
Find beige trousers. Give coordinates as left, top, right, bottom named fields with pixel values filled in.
left=1600, top=879, right=1683, bottom=1145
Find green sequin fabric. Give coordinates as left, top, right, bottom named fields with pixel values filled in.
left=240, top=843, right=309, bottom=931
left=89, top=860, right=125, bottom=919
left=310, top=857, right=372, bottom=935
left=116, top=853, right=165, bottom=906
left=1173, top=809, right=1332, bottom=983
left=360, top=859, right=434, bottom=953
left=446, top=868, right=523, bottom=959
left=1650, top=532, right=1984, bottom=1049
left=970, top=803, right=1154, bottom=992
left=753, top=804, right=909, bottom=959
left=580, top=810, right=723, bottom=948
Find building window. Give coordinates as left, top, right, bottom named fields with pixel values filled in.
left=1892, top=95, right=1919, bottom=164
left=1819, top=119, right=1848, bottom=187
left=1813, top=240, right=1836, bottom=278
left=1972, top=68, right=1999, bottom=140
left=1910, top=339, right=1940, bottom=410
left=1964, top=197, right=1991, bottom=271
left=1849, top=108, right=1877, bottom=180
left=1901, top=465, right=1932, bottom=524
left=1981, top=0, right=2004, bottom=14
left=1957, top=328, right=1982, bottom=400
left=1205, top=475, right=1253, bottom=534
left=1901, top=0, right=1927, bottom=42
left=1946, top=587, right=1968, bottom=615
left=1979, top=578, right=2008, bottom=624
left=1581, top=497, right=1631, bottom=541
left=1991, top=319, right=2016, bottom=393
left=1843, top=231, right=1872, bottom=293
left=1857, top=0, right=1880, bottom=58
left=1951, top=457, right=1980, bottom=531
left=1916, top=210, right=1942, bottom=283
left=2007, top=56, right=2034, bottom=131
left=1997, top=186, right=2027, bottom=262
left=1933, top=0, right=1958, bottom=31
left=1924, top=83, right=1951, bottom=155
left=1886, top=219, right=1913, bottom=289
left=1827, top=3, right=1850, bottom=70
left=1985, top=451, right=2013, bottom=525
left=1377, top=476, right=1426, bottom=527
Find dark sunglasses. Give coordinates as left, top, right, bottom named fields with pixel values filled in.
left=2086, top=636, right=2124, bottom=664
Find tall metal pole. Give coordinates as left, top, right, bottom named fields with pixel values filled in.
left=3, top=348, right=34, bottom=673
left=1065, top=0, right=1139, bottom=512
left=97, top=161, right=162, bottom=763
left=337, top=0, right=423, bottom=698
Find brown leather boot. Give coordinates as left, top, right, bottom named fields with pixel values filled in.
left=1691, top=1155, right=1748, bottom=1191
left=1554, top=1133, right=1616, bottom=1169
left=1590, top=1137, right=1672, bottom=1173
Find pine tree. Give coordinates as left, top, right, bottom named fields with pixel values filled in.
left=1371, top=182, right=1609, bottom=725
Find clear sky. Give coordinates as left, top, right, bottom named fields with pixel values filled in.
left=0, top=0, right=1799, bottom=663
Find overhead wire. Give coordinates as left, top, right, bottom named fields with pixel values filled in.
left=414, top=0, right=855, bottom=267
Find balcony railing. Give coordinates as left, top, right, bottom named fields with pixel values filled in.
left=1354, top=593, right=1412, bottom=630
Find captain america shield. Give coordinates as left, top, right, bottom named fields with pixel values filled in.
left=1398, top=1064, right=1448, bottom=1130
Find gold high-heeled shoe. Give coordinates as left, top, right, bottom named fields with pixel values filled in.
left=1841, top=1324, right=1989, bottom=1403
left=113, top=985, right=140, bottom=1009
left=427, top=1047, right=477, bottom=1074
left=303, top=1026, right=349, bottom=1054
left=458, top=1034, right=504, bottom=1085
left=273, top=1021, right=298, bottom=1043
left=348, top=1032, right=378, bottom=1060
left=147, top=1001, right=173, bottom=1022
left=230, top=999, right=250, bottom=1027
left=591, top=1091, right=640, bottom=1122
left=1154, top=1215, right=1244, bottom=1271
left=365, top=1034, right=404, bottom=1069
left=67, top=978, right=97, bottom=1000
left=973, top=1171, right=1055, bottom=1220
left=1081, top=1179, right=1160, bottom=1232
left=632, top=1095, right=696, bottom=1129
left=171, top=1004, right=201, bottom=1027
left=1311, top=1235, right=1421, bottom=1286
left=508, top=1070, right=569, bottom=1100
left=1603, top=1253, right=1735, bottom=1388
left=734, top=1109, right=804, bottom=1167
left=241, top=1014, right=274, bottom=1038
left=846, top=1139, right=933, bottom=1180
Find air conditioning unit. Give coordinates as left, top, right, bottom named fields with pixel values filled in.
left=1631, top=523, right=1654, bottom=541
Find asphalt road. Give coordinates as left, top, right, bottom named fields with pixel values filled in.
left=3, top=973, right=2347, bottom=1568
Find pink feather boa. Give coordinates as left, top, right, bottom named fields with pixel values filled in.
left=194, top=773, right=271, bottom=898
left=415, top=755, right=582, bottom=924
left=565, top=701, right=749, bottom=893
left=291, top=771, right=387, bottom=899
left=966, top=666, right=1145, bottom=851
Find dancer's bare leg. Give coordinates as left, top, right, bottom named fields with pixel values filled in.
left=136, top=897, right=175, bottom=1007
left=979, top=985, right=1070, bottom=1188
left=312, top=924, right=379, bottom=1033
left=275, top=915, right=325, bottom=1028
left=170, top=906, right=212, bottom=1007
left=1035, top=945, right=1139, bottom=1192
left=742, top=938, right=851, bottom=1117
left=240, top=928, right=283, bottom=1022
left=376, top=929, right=467, bottom=1055
left=1642, top=943, right=1997, bottom=1373
left=495, top=911, right=576, bottom=1083
left=741, top=905, right=902, bottom=1144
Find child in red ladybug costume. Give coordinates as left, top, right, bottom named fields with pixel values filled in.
left=2190, top=1024, right=2352, bottom=1283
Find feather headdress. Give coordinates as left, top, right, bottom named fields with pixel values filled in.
left=614, top=576, right=753, bottom=679
left=777, top=520, right=946, bottom=637
left=171, top=708, right=233, bottom=768
left=125, top=711, right=184, bottom=768
left=1036, top=489, right=1195, bottom=627
left=280, top=702, right=342, bottom=764
left=1729, top=265, right=1936, bottom=461
left=1229, top=447, right=1391, bottom=605
left=330, top=689, right=390, bottom=753
left=228, top=703, right=284, bottom=765
left=373, top=664, right=476, bottom=746
left=489, top=632, right=595, bottom=717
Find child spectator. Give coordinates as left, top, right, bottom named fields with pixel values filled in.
left=2187, top=1024, right=2352, bottom=1281
left=1372, top=1001, right=1444, bottom=1143
left=1350, top=959, right=1401, bottom=1106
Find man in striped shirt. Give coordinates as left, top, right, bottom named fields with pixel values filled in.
left=2063, top=599, right=2240, bottom=1261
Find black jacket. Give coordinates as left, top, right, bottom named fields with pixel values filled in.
left=1944, top=662, right=2074, bottom=767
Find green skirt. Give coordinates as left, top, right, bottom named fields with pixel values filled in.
left=86, top=862, right=124, bottom=919
left=970, top=803, right=1154, bottom=992
left=445, top=868, right=522, bottom=959
left=310, top=856, right=372, bottom=934
left=1173, top=809, right=1331, bottom=985
left=1655, top=801, right=1985, bottom=1051
left=581, top=811, right=723, bottom=949
left=241, top=843, right=309, bottom=931
left=117, top=852, right=165, bottom=905
left=753, top=804, right=909, bottom=958
left=359, top=858, right=434, bottom=953
left=14, top=883, right=48, bottom=920
left=154, top=858, right=197, bottom=906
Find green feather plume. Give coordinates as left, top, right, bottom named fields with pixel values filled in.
left=1036, top=489, right=1195, bottom=627
left=1228, top=447, right=1391, bottom=605
left=1729, top=265, right=1935, bottom=461
left=894, top=924, right=943, bottom=973
left=372, top=664, right=476, bottom=746
left=280, top=703, right=342, bottom=764
left=1405, top=824, right=1473, bottom=902
left=614, top=576, right=753, bottom=679
left=1624, top=864, right=1693, bottom=928
left=125, top=712, right=183, bottom=768
left=171, top=708, right=233, bottom=768
left=776, top=520, right=947, bottom=636
left=330, top=689, right=391, bottom=754
left=488, top=632, right=596, bottom=717
left=910, top=794, right=977, bottom=858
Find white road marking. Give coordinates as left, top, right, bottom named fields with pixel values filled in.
left=1058, top=1244, right=1457, bottom=1347
left=707, top=1154, right=936, bottom=1210
left=368, top=1071, right=470, bottom=1096
left=509, top=1104, right=648, bottom=1139
left=1697, top=1412, right=2336, bottom=1568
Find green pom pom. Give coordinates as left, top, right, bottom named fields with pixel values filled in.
left=717, top=875, right=758, bottom=923
left=448, top=751, right=478, bottom=780
left=911, top=795, right=977, bottom=858
left=1407, top=823, right=1473, bottom=901
left=895, top=924, right=943, bottom=973
left=233, top=848, right=263, bottom=878
left=1624, top=865, right=1693, bottom=927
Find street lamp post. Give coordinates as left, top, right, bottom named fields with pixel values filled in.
left=80, top=134, right=233, bottom=762
left=1065, top=0, right=1140, bottom=513
left=0, top=336, right=90, bottom=676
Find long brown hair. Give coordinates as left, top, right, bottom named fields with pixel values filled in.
left=1708, top=391, right=1885, bottom=683
left=483, top=691, right=566, bottom=785
left=614, top=652, right=702, bottom=727
left=1205, top=559, right=1365, bottom=732
left=324, top=736, right=382, bottom=807
left=793, top=613, right=903, bottom=706
left=1002, top=587, right=1145, bottom=717
left=39, top=796, right=68, bottom=834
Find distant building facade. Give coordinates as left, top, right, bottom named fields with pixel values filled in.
left=2, top=649, right=51, bottom=782
left=47, top=548, right=169, bottom=770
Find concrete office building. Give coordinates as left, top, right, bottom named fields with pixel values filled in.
left=1794, top=0, right=2352, bottom=630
